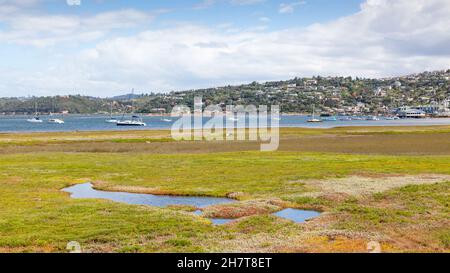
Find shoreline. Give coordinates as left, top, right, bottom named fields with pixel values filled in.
left=1, top=124, right=450, bottom=135
left=1, top=112, right=450, bottom=118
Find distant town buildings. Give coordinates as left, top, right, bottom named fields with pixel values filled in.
left=1, top=69, right=450, bottom=116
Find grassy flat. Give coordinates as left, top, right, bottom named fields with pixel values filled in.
left=0, top=126, right=449, bottom=252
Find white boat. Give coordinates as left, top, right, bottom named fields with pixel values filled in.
left=27, top=103, right=43, bottom=123
left=48, top=118, right=65, bottom=124
left=307, top=106, right=322, bottom=123
left=48, top=99, right=65, bottom=124
left=366, top=116, right=380, bottom=121
left=116, top=89, right=146, bottom=127
left=105, top=102, right=118, bottom=123
left=385, top=116, right=400, bottom=120
left=161, top=118, right=172, bottom=122
left=117, top=116, right=146, bottom=126
left=228, top=117, right=239, bottom=121
left=27, top=116, right=43, bottom=123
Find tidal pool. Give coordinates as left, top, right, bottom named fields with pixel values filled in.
left=62, top=183, right=235, bottom=208
left=63, top=183, right=320, bottom=225
left=273, top=208, right=321, bottom=223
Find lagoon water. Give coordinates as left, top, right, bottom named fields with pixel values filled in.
left=63, top=183, right=321, bottom=225
left=63, top=183, right=235, bottom=208
left=274, top=208, right=321, bottom=223
left=1, top=114, right=450, bottom=132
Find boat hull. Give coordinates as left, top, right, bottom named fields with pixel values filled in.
left=116, top=122, right=146, bottom=126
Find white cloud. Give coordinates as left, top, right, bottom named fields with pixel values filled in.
left=0, top=8, right=154, bottom=47
left=279, top=1, right=306, bottom=14
left=1, top=0, right=450, bottom=96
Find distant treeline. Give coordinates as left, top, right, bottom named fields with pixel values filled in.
left=0, top=96, right=116, bottom=114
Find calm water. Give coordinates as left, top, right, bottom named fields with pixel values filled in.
left=63, top=183, right=320, bottom=225
left=273, top=208, right=321, bottom=223
left=195, top=208, right=321, bottom=225
left=63, top=183, right=235, bottom=208
left=1, top=114, right=450, bottom=132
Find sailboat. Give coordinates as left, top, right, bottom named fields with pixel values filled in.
left=48, top=118, right=65, bottom=124
left=159, top=109, right=172, bottom=122
left=48, top=99, right=65, bottom=124
left=117, top=115, right=146, bottom=126
left=27, top=102, right=43, bottom=123
left=105, top=102, right=118, bottom=123
left=366, top=116, right=380, bottom=121
left=307, top=105, right=323, bottom=123
left=117, top=89, right=146, bottom=127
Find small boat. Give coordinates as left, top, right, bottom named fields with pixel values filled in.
left=106, top=102, right=118, bottom=123
left=27, top=103, right=43, bottom=123
left=27, top=116, right=43, bottom=123
left=48, top=99, right=65, bottom=124
left=307, top=106, right=322, bottom=123
left=228, top=117, right=239, bottom=122
left=158, top=109, right=171, bottom=122
left=48, top=118, right=65, bottom=124
left=117, top=89, right=146, bottom=127
left=385, top=116, right=400, bottom=120
left=366, top=116, right=380, bottom=121
left=117, top=116, right=146, bottom=126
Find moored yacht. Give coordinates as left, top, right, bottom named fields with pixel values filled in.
left=116, top=89, right=146, bottom=126
left=27, top=116, right=43, bottom=123
left=105, top=102, right=118, bottom=123
left=307, top=106, right=323, bottom=123
left=48, top=118, right=65, bottom=124
left=27, top=103, right=43, bottom=123
left=366, top=116, right=380, bottom=121
left=117, top=115, right=146, bottom=126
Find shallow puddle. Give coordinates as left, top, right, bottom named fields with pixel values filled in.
left=63, top=183, right=235, bottom=208
left=273, top=208, right=321, bottom=223
left=63, top=183, right=320, bottom=225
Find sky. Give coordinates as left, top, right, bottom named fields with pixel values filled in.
left=0, top=0, right=449, bottom=97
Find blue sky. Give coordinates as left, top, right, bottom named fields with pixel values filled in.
left=47, top=0, right=363, bottom=30
left=0, top=0, right=449, bottom=97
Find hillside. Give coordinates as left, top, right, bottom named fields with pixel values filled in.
left=1, top=69, right=449, bottom=115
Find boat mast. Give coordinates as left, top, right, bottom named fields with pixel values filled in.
left=131, top=88, right=135, bottom=116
